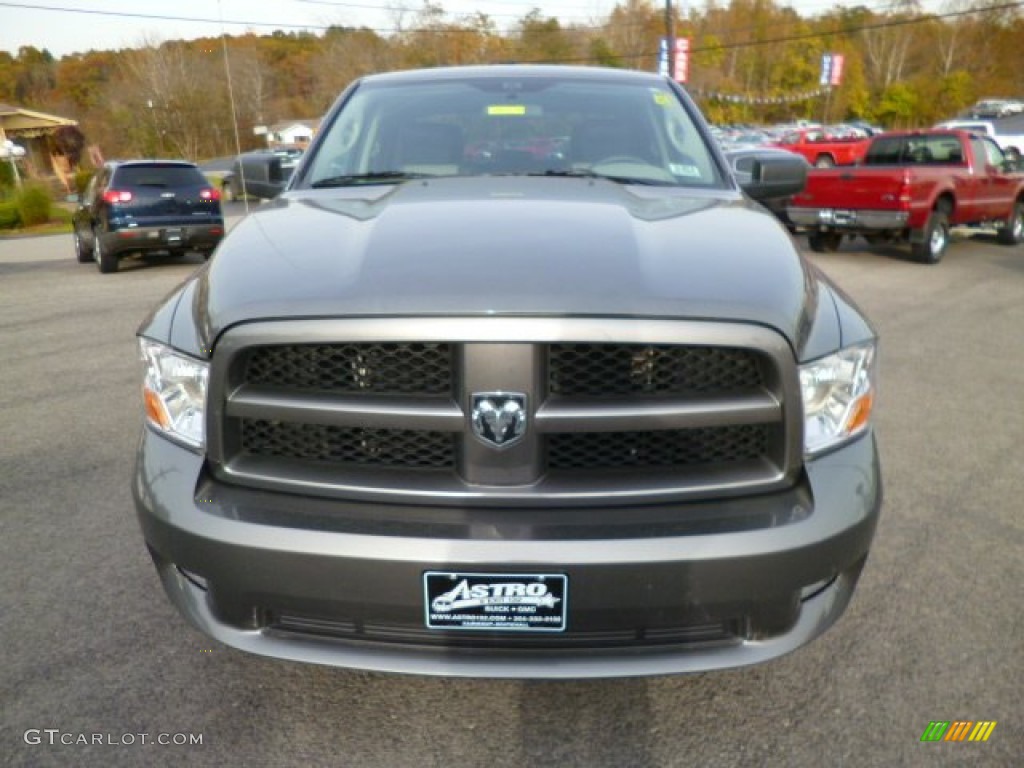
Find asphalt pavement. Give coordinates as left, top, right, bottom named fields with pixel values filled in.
left=1, top=227, right=1021, bottom=767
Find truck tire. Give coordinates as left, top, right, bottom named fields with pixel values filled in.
left=74, top=230, right=93, bottom=263
left=911, top=211, right=949, bottom=264
left=94, top=233, right=118, bottom=274
left=814, top=154, right=835, bottom=168
left=997, top=201, right=1023, bottom=245
left=808, top=232, right=842, bottom=253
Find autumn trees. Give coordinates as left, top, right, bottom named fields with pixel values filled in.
left=2, top=0, right=1021, bottom=165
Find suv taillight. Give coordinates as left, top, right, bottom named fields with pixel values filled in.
left=199, top=188, right=221, bottom=201
left=103, top=190, right=133, bottom=204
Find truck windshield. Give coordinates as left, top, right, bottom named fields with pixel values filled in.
left=304, top=74, right=723, bottom=189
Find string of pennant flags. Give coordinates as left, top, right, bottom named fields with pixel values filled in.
left=671, top=50, right=842, bottom=106
left=688, top=86, right=832, bottom=105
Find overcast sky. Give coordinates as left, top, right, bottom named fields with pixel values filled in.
left=0, top=0, right=949, bottom=58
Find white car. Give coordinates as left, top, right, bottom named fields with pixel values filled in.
left=968, top=99, right=1024, bottom=119
left=934, top=120, right=1024, bottom=156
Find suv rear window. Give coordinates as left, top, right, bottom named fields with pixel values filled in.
left=113, top=165, right=206, bottom=187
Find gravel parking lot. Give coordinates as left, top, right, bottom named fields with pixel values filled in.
left=1, top=229, right=1021, bottom=767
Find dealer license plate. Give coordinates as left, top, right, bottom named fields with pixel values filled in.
left=163, top=228, right=184, bottom=244
left=424, top=572, right=567, bottom=632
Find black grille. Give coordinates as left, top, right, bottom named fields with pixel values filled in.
left=241, top=419, right=455, bottom=468
left=548, top=426, right=768, bottom=470
left=271, top=613, right=742, bottom=649
left=244, top=343, right=452, bottom=395
left=218, top=327, right=792, bottom=503
left=549, top=344, right=763, bottom=396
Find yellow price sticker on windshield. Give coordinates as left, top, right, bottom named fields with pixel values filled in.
left=488, top=105, right=527, bottom=116
left=653, top=92, right=672, bottom=106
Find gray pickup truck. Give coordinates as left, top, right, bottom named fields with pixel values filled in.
left=133, top=65, right=881, bottom=679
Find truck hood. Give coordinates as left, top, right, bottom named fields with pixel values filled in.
left=195, top=176, right=819, bottom=352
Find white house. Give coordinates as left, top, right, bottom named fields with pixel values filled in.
left=0, top=103, right=80, bottom=189
left=266, top=119, right=318, bottom=148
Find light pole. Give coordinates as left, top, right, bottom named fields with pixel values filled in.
left=665, top=0, right=675, bottom=80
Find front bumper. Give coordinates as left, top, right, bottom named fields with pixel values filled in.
left=133, top=429, right=882, bottom=679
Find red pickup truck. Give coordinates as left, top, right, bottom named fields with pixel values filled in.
left=772, top=128, right=870, bottom=167
left=787, top=130, right=1024, bottom=263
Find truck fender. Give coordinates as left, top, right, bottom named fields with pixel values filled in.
left=923, top=188, right=955, bottom=223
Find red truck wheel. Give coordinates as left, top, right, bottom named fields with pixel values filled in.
left=911, top=211, right=949, bottom=264
left=814, top=155, right=835, bottom=168
left=808, top=233, right=842, bottom=253
left=997, top=201, right=1023, bottom=245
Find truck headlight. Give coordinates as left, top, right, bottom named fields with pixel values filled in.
left=799, top=342, right=876, bottom=456
left=139, top=338, right=209, bottom=450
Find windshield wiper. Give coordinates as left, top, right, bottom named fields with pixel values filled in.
left=310, top=171, right=434, bottom=188
left=534, top=169, right=600, bottom=178
left=534, top=169, right=677, bottom=186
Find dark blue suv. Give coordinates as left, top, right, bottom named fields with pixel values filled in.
left=73, top=160, right=224, bottom=273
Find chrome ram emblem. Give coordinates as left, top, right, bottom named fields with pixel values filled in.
left=471, top=393, right=528, bottom=448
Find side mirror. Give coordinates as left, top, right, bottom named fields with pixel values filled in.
left=237, top=153, right=286, bottom=199
left=738, top=154, right=808, bottom=201
left=267, top=156, right=285, bottom=184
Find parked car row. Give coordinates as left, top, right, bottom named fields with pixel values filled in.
left=712, top=121, right=879, bottom=150
left=70, top=122, right=1023, bottom=276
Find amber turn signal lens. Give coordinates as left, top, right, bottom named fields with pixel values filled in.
left=144, top=387, right=171, bottom=430
left=847, top=391, right=874, bottom=435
